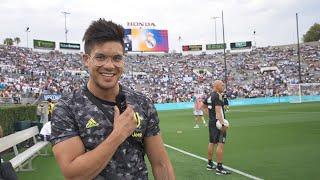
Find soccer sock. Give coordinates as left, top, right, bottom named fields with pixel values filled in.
left=217, top=163, right=222, bottom=169
left=208, top=159, right=212, bottom=165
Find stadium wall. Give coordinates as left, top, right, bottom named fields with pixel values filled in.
left=154, top=95, right=320, bottom=111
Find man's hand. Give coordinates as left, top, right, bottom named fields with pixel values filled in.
left=219, top=119, right=228, bottom=133
left=112, top=105, right=136, bottom=141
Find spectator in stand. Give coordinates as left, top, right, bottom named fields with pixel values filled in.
left=47, top=98, right=55, bottom=122
left=0, top=42, right=319, bottom=103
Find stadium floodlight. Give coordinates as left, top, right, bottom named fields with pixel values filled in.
left=25, top=27, right=30, bottom=48
left=253, top=30, right=256, bottom=47
left=221, top=11, right=228, bottom=90
left=61, top=11, right=71, bottom=43
left=178, top=36, right=182, bottom=53
left=210, top=16, right=220, bottom=44
left=296, top=13, right=302, bottom=83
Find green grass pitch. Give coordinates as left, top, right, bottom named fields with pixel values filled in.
left=16, top=102, right=320, bottom=179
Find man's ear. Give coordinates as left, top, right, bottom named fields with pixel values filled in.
left=82, top=54, right=90, bottom=67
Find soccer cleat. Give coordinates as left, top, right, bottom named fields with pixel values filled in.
left=206, top=163, right=216, bottom=170
left=194, top=124, right=199, bottom=128
left=216, top=167, right=231, bottom=175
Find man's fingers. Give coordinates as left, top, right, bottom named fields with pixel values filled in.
left=123, top=105, right=134, bottom=116
left=114, top=106, right=120, bottom=119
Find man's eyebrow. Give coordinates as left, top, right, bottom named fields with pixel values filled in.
left=93, top=52, right=105, bottom=56
left=94, top=52, right=123, bottom=56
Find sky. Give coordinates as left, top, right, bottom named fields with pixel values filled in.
left=0, top=0, right=319, bottom=52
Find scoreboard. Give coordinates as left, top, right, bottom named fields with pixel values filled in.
left=124, top=29, right=168, bottom=52
left=230, top=41, right=252, bottom=50
left=34, top=39, right=55, bottom=50
left=206, top=43, right=226, bottom=50
left=182, top=45, right=202, bottom=51
left=59, top=42, right=80, bottom=50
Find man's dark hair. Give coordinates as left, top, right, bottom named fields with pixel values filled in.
left=83, top=18, right=125, bottom=54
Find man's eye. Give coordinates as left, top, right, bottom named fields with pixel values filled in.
left=95, top=56, right=105, bottom=61
left=113, top=55, right=123, bottom=61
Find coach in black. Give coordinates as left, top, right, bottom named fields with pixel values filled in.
left=203, top=80, right=231, bottom=175
left=51, top=19, right=175, bottom=180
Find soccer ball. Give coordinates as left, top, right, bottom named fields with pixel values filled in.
left=216, top=119, right=230, bottom=130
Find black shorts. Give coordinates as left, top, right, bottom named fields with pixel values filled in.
left=208, top=120, right=227, bottom=144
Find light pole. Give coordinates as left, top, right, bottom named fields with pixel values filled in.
left=296, top=13, right=302, bottom=84
left=61, top=11, right=71, bottom=43
left=211, top=16, right=220, bottom=44
left=253, top=30, right=256, bottom=47
left=222, top=11, right=227, bottom=90
left=178, top=36, right=182, bottom=53
left=25, top=27, right=30, bottom=48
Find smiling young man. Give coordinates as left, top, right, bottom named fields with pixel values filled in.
left=51, top=19, right=175, bottom=180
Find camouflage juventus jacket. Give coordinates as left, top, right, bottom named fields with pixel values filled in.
left=51, top=85, right=160, bottom=180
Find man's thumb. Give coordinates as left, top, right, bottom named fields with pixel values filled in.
left=114, top=106, right=120, bottom=119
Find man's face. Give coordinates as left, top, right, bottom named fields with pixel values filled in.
left=218, top=83, right=225, bottom=93
left=219, top=83, right=225, bottom=93
left=83, top=41, right=124, bottom=90
left=213, top=81, right=225, bottom=93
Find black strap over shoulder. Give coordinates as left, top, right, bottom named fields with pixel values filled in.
left=83, top=86, right=116, bottom=119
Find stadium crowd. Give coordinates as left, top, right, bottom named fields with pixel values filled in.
left=0, top=42, right=319, bottom=104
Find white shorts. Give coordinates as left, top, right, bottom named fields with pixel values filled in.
left=193, top=110, right=203, bottom=116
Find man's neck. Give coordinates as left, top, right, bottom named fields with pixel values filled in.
left=87, top=81, right=119, bottom=102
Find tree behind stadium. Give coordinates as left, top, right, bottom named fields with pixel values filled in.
left=303, top=23, right=320, bottom=42
left=3, top=38, right=13, bottom=46
left=14, top=37, right=21, bottom=46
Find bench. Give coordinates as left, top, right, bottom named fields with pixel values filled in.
left=0, top=97, right=12, bottom=105
left=0, top=126, right=49, bottom=171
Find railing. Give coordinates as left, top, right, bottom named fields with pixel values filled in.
left=154, top=95, right=320, bottom=111
left=0, top=97, right=13, bottom=105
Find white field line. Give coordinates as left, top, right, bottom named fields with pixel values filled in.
left=164, top=144, right=264, bottom=180
left=230, top=110, right=320, bottom=114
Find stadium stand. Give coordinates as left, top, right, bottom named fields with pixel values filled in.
left=0, top=42, right=319, bottom=104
